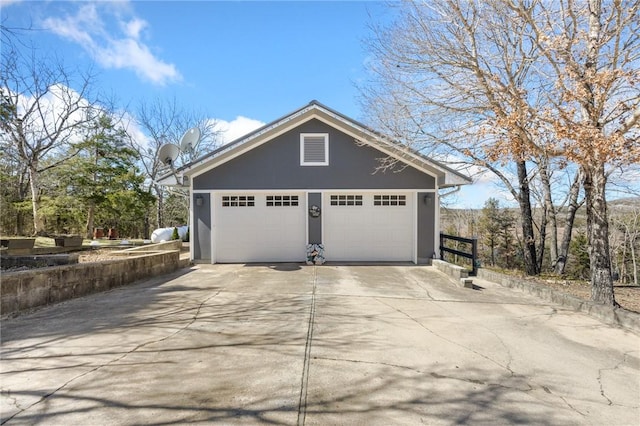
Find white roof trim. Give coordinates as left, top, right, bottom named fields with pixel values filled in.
left=162, top=101, right=472, bottom=187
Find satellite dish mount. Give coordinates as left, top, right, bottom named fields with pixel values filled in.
left=158, top=143, right=181, bottom=168
left=180, top=127, right=201, bottom=154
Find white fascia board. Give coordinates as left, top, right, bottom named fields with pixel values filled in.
left=443, top=173, right=472, bottom=186
left=310, top=108, right=471, bottom=186
left=311, top=113, right=445, bottom=182
left=185, top=103, right=471, bottom=186
left=187, top=109, right=321, bottom=181
left=185, top=105, right=318, bottom=179
left=156, top=172, right=182, bottom=186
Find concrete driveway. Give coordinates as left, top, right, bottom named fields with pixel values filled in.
left=1, top=264, right=638, bottom=425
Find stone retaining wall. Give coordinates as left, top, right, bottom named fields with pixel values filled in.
left=432, top=259, right=469, bottom=280
left=477, top=268, right=640, bottom=334
left=1, top=246, right=182, bottom=317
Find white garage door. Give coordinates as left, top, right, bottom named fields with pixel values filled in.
left=214, top=193, right=306, bottom=263
left=323, top=193, right=414, bottom=261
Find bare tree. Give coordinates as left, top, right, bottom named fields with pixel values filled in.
left=610, top=204, right=640, bottom=285
left=507, top=0, right=640, bottom=305
left=363, top=0, right=639, bottom=306
left=529, top=159, right=585, bottom=274
left=130, top=97, right=221, bottom=234
left=1, top=38, right=99, bottom=234
left=555, top=170, right=584, bottom=275
left=363, top=0, right=548, bottom=275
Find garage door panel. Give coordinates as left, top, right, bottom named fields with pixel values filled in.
left=215, top=193, right=306, bottom=263
left=323, top=193, right=414, bottom=262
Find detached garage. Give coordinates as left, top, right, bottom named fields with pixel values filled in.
left=161, top=101, right=471, bottom=264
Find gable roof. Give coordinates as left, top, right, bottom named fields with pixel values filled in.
left=159, top=100, right=472, bottom=188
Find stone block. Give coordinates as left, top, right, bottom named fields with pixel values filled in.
left=50, top=282, right=74, bottom=304
left=460, top=278, right=474, bottom=288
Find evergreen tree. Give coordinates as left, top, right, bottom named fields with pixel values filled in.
left=568, top=233, right=590, bottom=280
left=47, top=114, right=155, bottom=238
left=479, top=198, right=516, bottom=268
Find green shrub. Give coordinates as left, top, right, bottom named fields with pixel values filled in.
left=171, top=227, right=180, bottom=241
left=567, top=232, right=590, bottom=279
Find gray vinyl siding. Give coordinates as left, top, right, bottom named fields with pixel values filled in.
left=193, top=193, right=211, bottom=260
left=308, top=192, right=322, bottom=244
left=417, top=192, right=436, bottom=263
left=193, top=119, right=436, bottom=190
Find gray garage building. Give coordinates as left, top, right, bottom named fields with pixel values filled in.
left=161, top=101, right=471, bottom=264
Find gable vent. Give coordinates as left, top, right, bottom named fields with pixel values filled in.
left=301, top=133, right=329, bottom=166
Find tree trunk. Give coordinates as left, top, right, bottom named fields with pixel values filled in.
left=537, top=204, right=547, bottom=273
left=490, top=241, right=495, bottom=266
left=516, top=160, right=539, bottom=275
left=555, top=171, right=582, bottom=275
left=631, top=236, right=638, bottom=286
left=28, top=163, right=45, bottom=235
left=583, top=164, right=617, bottom=306
left=14, top=211, right=24, bottom=235
left=539, top=158, right=558, bottom=268
left=619, top=238, right=626, bottom=284
left=15, top=169, right=29, bottom=235
left=86, top=203, right=95, bottom=239
left=144, top=213, right=150, bottom=240
left=155, top=184, right=164, bottom=229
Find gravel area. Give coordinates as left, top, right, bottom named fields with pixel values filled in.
left=78, top=249, right=131, bottom=263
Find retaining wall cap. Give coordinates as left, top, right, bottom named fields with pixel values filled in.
left=477, top=268, right=640, bottom=335
left=123, top=240, right=182, bottom=252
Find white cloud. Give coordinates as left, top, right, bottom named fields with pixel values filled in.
left=122, top=18, right=147, bottom=39
left=13, top=84, right=90, bottom=147
left=0, top=0, right=23, bottom=7
left=214, top=116, right=265, bottom=144
left=43, top=3, right=181, bottom=86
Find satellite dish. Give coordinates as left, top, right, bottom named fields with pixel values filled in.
left=180, top=127, right=201, bottom=153
left=158, top=143, right=181, bottom=167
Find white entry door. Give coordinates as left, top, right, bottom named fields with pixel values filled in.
left=323, top=193, right=414, bottom=261
left=214, top=192, right=306, bottom=263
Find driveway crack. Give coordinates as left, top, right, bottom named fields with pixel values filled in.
left=297, top=265, right=318, bottom=426
left=374, top=298, right=514, bottom=375
left=597, top=350, right=639, bottom=408
left=559, top=396, right=588, bottom=417
left=404, top=270, right=435, bottom=300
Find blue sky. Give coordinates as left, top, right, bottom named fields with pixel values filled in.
left=1, top=0, right=507, bottom=208
left=2, top=0, right=385, bottom=121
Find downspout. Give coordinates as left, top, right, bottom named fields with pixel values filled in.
left=439, top=185, right=462, bottom=199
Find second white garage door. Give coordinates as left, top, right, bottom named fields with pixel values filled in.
left=323, top=193, right=414, bottom=262
left=214, top=193, right=306, bottom=263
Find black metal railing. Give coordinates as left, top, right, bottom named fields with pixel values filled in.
left=439, top=232, right=478, bottom=276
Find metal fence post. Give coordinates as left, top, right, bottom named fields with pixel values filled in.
left=472, top=237, right=478, bottom=276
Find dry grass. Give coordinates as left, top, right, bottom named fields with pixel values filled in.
left=493, top=269, right=640, bottom=314
left=536, top=277, right=640, bottom=314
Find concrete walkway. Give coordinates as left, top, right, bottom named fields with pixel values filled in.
left=1, top=264, right=639, bottom=425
